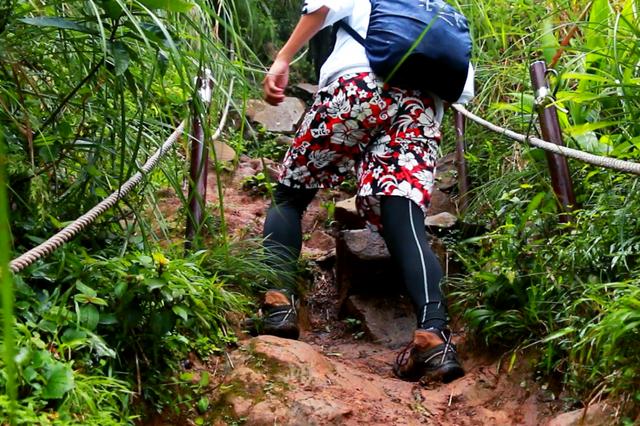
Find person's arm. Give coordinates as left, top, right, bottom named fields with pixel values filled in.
left=263, top=6, right=329, bottom=105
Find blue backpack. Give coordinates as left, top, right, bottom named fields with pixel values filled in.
left=337, top=0, right=472, bottom=103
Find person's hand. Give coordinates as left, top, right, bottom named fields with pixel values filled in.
left=263, top=58, right=289, bottom=106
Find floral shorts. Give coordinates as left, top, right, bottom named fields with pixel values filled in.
left=278, top=72, right=441, bottom=229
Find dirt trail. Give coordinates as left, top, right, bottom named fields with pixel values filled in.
left=153, top=154, right=583, bottom=425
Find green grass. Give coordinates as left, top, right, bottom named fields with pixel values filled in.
left=1, top=123, right=17, bottom=424
left=442, top=0, right=640, bottom=416
left=0, top=0, right=301, bottom=421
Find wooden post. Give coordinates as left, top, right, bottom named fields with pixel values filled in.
left=185, top=70, right=213, bottom=249
left=529, top=61, right=576, bottom=222
left=454, top=109, right=471, bottom=213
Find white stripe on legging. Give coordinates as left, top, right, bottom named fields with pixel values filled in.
left=408, top=201, right=429, bottom=324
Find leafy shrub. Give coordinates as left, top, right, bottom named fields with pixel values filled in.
left=448, top=0, right=640, bottom=411
left=451, top=170, right=640, bottom=401
left=1, top=242, right=271, bottom=422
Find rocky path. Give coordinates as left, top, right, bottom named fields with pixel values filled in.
left=196, top=156, right=600, bottom=426
left=210, top=241, right=558, bottom=425
left=153, top=97, right=615, bottom=425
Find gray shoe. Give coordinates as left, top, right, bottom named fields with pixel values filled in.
left=393, top=328, right=464, bottom=384
left=245, top=290, right=299, bottom=340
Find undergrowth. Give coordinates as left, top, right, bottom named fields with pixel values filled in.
left=451, top=172, right=640, bottom=413
left=0, top=0, right=300, bottom=421
left=448, top=0, right=640, bottom=416
left=0, top=237, right=283, bottom=424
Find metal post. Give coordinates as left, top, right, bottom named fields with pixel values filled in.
left=529, top=61, right=576, bottom=222
left=185, top=70, right=213, bottom=249
left=454, top=109, right=471, bottom=213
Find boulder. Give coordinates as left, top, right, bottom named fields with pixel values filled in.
left=211, top=140, right=236, bottom=168
left=301, top=229, right=335, bottom=261
left=252, top=336, right=336, bottom=384
left=425, top=212, right=458, bottom=230
left=427, top=186, right=456, bottom=216
left=434, top=152, right=458, bottom=193
left=227, top=395, right=253, bottom=418
left=211, top=336, right=425, bottom=425
left=295, top=82, right=318, bottom=96
left=338, top=228, right=389, bottom=261
left=246, top=98, right=306, bottom=134
left=342, top=294, right=415, bottom=348
left=275, top=134, right=294, bottom=146
left=287, top=83, right=318, bottom=103
left=289, top=397, right=353, bottom=424
left=335, top=228, right=448, bottom=301
left=245, top=400, right=289, bottom=426
left=427, top=152, right=460, bottom=216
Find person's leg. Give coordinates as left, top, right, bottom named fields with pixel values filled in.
left=254, top=183, right=317, bottom=339
left=263, top=183, right=318, bottom=288
left=379, top=195, right=447, bottom=330
left=380, top=195, right=464, bottom=384
left=257, top=72, right=383, bottom=339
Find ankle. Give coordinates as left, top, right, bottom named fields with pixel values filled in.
left=417, top=301, right=447, bottom=330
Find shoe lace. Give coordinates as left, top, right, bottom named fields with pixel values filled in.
left=421, top=328, right=456, bottom=365
left=395, top=340, right=415, bottom=369
left=439, top=329, right=453, bottom=364
left=396, top=328, right=455, bottom=368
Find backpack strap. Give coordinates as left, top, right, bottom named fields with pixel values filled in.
left=334, top=19, right=366, bottom=46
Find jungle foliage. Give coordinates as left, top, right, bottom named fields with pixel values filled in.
left=0, top=0, right=298, bottom=423
left=449, top=0, right=640, bottom=418
left=0, top=0, right=639, bottom=423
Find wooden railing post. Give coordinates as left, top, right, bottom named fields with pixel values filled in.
left=185, top=69, right=213, bottom=249
left=529, top=61, right=576, bottom=222
left=454, top=109, right=471, bottom=213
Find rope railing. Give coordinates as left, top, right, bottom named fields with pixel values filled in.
left=9, top=121, right=186, bottom=274
left=9, top=59, right=638, bottom=273
left=10, top=71, right=236, bottom=273
left=452, top=104, right=640, bottom=176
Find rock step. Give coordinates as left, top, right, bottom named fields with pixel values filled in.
left=207, top=336, right=603, bottom=426
left=245, top=97, right=306, bottom=134
left=342, top=294, right=415, bottom=349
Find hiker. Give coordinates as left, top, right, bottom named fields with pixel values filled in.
left=256, top=0, right=474, bottom=384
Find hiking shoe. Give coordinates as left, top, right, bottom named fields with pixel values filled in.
left=393, top=328, right=464, bottom=385
left=246, top=289, right=299, bottom=340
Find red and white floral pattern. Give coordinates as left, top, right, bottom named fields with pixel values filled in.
left=279, top=72, right=441, bottom=229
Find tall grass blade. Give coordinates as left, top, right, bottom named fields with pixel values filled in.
left=0, top=130, right=17, bottom=423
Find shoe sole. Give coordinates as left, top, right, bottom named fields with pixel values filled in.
left=421, top=361, right=465, bottom=385
left=262, top=324, right=300, bottom=340
left=393, top=363, right=465, bottom=383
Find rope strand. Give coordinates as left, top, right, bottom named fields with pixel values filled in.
left=452, top=104, right=640, bottom=175
left=9, top=121, right=186, bottom=274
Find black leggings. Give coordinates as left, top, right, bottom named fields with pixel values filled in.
left=262, top=184, right=318, bottom=287
left=263, top=183, right=447, bottom=329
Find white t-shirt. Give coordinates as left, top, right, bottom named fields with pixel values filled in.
left=302, top=0, right=475, bottom=120
left=302, top=0, right=373, bottom=88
